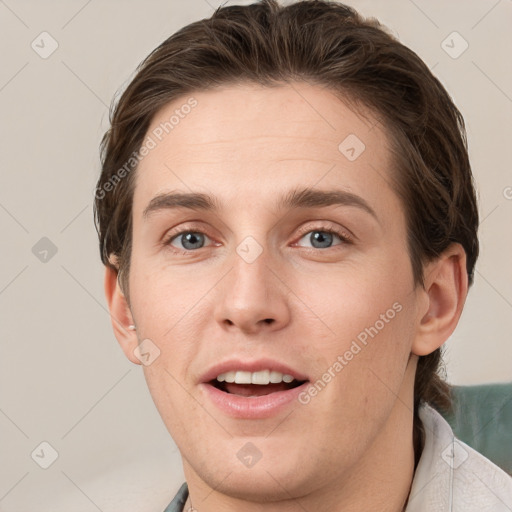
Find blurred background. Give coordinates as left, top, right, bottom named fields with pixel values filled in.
left=1, top=0, right=511, bottom=510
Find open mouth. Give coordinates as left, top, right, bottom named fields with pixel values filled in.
left=201, top=367, right=310, bottom=417
left=209, top=379, right=307, bottom=397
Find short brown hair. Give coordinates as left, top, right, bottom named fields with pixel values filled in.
left=94, top=0, right=479, bottom=455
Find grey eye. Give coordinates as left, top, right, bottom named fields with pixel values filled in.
left=297, top=230, right=341, bottom=249
left=172, top=232, right=208, bottom=250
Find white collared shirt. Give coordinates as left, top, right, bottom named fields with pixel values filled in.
left=405, top=403, right=512, bottom=511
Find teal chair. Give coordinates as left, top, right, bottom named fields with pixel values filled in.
left=437, top=382, right=512, bottom=475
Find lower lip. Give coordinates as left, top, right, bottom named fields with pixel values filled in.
left=200, top=382, right=310, bottom=419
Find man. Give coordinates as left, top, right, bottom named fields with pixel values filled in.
left=95, top=1, right=512, bottom=510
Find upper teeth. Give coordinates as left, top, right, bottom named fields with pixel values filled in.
left=216, top=370, right=295, bottom=385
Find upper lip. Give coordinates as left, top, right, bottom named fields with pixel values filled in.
left=199, top=358, right=310, bottom=384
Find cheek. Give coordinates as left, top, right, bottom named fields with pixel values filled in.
left=141, top=363, right=202, bottom=444
left=129, top=251, right=211, bottom=340
left=301, top=257, right=411, bottom=344
left=129, top=262, right=210, bottom=408
left=295, top=258, right=416, bottom=398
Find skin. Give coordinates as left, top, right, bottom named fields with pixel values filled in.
left=105, top=82, right=468, bottom=512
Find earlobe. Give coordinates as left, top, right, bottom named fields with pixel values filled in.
left=412, top=243, right=468, bottom=357
left=104, top=261, right=141, bottom=366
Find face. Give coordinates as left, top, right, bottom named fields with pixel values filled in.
left=126, top=82, right=423, bottom=501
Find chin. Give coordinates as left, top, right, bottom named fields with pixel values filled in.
left=204, top=467, right=313, bottom=503
left=186, top=441, right=322, bottom=502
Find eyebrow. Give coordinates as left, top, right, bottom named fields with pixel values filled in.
left=142, top=187, right=377, bottom=221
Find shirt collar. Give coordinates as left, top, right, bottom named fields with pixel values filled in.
left=405, top=402, right=512, bottom=511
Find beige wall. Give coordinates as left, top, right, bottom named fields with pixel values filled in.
left=1, top=1, right=510, bottom=510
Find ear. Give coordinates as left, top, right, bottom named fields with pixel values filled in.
left=412, top=243, right=468, bottom=357
left=104, top=258, right=141, bottom=366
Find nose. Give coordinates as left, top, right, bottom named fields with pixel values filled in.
left=213, top=245, right=291, bottom=335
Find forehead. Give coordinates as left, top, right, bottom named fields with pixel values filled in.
left=132, top=82, right=400, bottom=221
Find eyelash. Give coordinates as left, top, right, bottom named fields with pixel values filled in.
left=162, top=222, right=353, bottom=255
